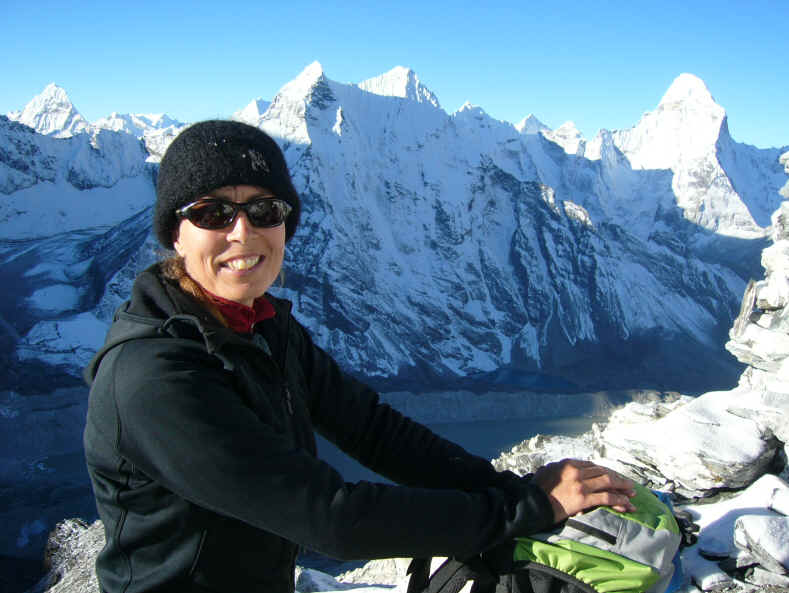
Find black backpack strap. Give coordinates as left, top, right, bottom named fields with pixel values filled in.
left=673, top=509, right=700, bottom=548
left=407, top=557, right=497, bottom=593
left=407, top=558, right=432, bottom=593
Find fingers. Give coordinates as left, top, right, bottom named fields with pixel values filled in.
left=566, top=459, right=636, bottom=493
left=533, top=458, right=638, bottom=523
left=581, top=470, right=636, bottom=496
left=585, top=490, right=637, bottom=513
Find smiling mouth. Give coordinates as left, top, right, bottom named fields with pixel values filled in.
left=223, top=256, right=261, bottom=271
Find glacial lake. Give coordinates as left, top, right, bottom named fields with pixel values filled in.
left=317, top=414, right=600, bottom=483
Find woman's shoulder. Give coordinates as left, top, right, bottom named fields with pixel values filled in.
left=102, top=331, right=224, bottom=386
left=264, top=291, right=293, bottom=316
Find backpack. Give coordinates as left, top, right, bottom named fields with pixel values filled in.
left=407, top=483, right=692, bottom=593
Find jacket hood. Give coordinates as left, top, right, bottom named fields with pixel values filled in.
left=83, top=263, right=291, bottom=385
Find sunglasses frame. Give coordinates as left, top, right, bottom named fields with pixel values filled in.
left=176, top=197, right=292, bottom=230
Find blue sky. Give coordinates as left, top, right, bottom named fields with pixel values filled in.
left=3, top=0, right=787, bottom=149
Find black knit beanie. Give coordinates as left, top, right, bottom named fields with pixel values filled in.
left=154, top=120, right=301, bottom=249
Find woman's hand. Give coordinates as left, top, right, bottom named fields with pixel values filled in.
left=532, top=459, right=636, bottom=524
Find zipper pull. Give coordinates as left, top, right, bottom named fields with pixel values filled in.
left=284, top=385, right=294, bottom=415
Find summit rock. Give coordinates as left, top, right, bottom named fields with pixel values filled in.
left=356, top=66, right=441, bottom=108
left=7, top=83, right=91, bottom=138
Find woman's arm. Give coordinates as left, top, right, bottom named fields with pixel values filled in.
left=289, top=316, right=635, bottom=524
left=108, top=338, right=555, bottom=561
left=289, top=316, right=522, bottom=492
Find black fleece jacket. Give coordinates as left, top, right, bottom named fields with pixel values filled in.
left=83, top=264, right=554, bottom=593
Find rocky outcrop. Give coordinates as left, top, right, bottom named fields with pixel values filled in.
left=31, top=520, right=402, bottom=593
left=496, top=202, right=789, bottom=496
left=493, top=200, right=789, bottom=590
left=28, top=519, right=102, bottom=593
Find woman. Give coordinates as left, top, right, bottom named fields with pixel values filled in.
left=83, top=120, right=635, bottom=593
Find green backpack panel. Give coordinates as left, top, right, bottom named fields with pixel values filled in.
left=513, top=483, right=681, bottom=593
left=407, top=484, right=682, bottom=593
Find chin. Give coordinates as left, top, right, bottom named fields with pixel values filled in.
left=227, top=284, right=269, bottom=304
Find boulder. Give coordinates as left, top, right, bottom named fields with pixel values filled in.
left=601, top=388, right=779, bottom=496
left=734, top=515, right=789, bottom=575
left=29, top=519, right=102, bottom=593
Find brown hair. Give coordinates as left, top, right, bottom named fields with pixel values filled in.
left=160, top=256, right=228, bottom=328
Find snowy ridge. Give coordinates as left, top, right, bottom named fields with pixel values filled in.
left=92, top=112, right=182, bottom=137
left=92, top=112, right=186, bottom=161
left=6, top=83, right=186, bottom=161
left=0, top=116, right=152, bottom=236
left=582, top=73, right=785, bottom=241
left=541, top=120, right=585, bottom=156
left=514, top=114, right=549, bottom=135
left=232, top=98, right=272, bottom=127
left=356, top=65, right=441, bottom=108
left=1, top=65, right=788, bottom=394
left=7, top=83, right=91, bottom=138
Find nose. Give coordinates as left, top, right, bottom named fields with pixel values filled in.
left=226, top=211, right=252, bottom=242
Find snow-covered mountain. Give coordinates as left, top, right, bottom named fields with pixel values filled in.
left=3, top=64, right=788, bottom=590
left=7, top=83, right=91, bottom=138
left=232, top=97, right=272, bottom=127
left=356, top=65, right=441, bottom=108
left=7, top=83, right=187, bottom=161
left=2, top=64, right=788, bottom=395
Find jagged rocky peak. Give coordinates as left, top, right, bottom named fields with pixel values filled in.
left=232, top=98, right=272, bottom=126
left=356, top=65, right=441, bottom=108
left=542, top=120, right=586, bottom=155
left=455, top=101, right=485, bottom=116
left=658, top=72, right=720, bottom=110
left=515, top=114, right=549, bottom=135
left=93, top=112, right=183, bottom=136
left=646, top=72, right=727, bottom=150
left=8, top=82, right=90, bottom=138
left=271, top=60, right=337, bottom=113
left=89, top=112, right=186, bottom=163
left=281, top=60, right=329, bottom=97
left=632, top=74, right=726, bottom=148
left=261, top=61, right=334, bottom=148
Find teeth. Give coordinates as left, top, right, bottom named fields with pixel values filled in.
left=225, top=256, right=260, bottom=270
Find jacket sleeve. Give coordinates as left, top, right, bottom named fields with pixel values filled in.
left=289, top=315, right=537, bottom=494
left=108, top=338, right=555, bottom=561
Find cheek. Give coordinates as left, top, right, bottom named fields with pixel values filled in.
left=266, top=229, right=286, bottom=259
left=173, top=226, right=223, bottom=277
left=172, top=224, right=185, bottom=257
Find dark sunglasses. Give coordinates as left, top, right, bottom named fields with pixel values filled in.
left=176, top=197, right=292, bottom=230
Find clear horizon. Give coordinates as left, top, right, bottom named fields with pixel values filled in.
left=3, top=0, right=787, bottom=149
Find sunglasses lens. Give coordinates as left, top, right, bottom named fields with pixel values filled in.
left=179, top=198, right=291, bottom=229
left=184, top=200, right=236, bottom=229
left=247, top=199, right=291, bottom=227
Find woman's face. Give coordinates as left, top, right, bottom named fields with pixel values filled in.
left=173, top=185, right=286, bottom=306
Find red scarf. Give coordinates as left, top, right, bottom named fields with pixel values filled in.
left=206, top=291, right=276, bottom=334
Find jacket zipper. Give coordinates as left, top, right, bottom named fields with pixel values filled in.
left=282, top=312, right=295, bottom=416
left=283, top=384, right=294, bottom=415
left=251, top=331, right=293, bottom=416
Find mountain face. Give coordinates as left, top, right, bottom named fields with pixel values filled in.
left=232, top=98, right=273, bottom=128
left=7, top=83, right=91, bottom=138
left=6, top=84, right=187, bottom=161
left=2, top=65, right=788, bottom=394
